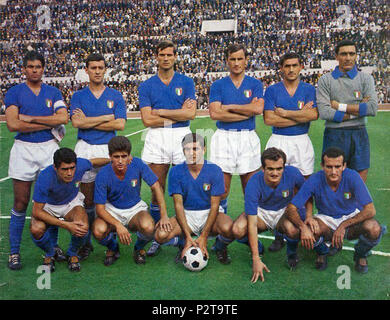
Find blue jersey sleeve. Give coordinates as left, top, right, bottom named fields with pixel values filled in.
left=69, top=92, right=80, bottom=117
left=33, top=171, right=50, bottom=203
left=53, top=89, right=67, bottom=112
left=350, top=170, right=373, bottom=207
left=211, top=166, right=225, bottom=196
left=185, top=77, right=196, bottom=100
left=138, top=82, right=151, bottom=109
left=307, top=84, right=317, bottom=108
left=77, top=158, right=93, bottom=176
left=244, top=174, right=261, bottom=215
left=209, top=81, right=222, bottom=103
left=139, top=160, right=158, bottom=186
left=114, top=92, right=127, bottom=119
left=291, top=176, right=316, bottom=209
left=168, top=167, right=183, bottom=196
left=94, top=170, right=108, bottom=205
left=264, top=86, right=275, bottom=111
left=4, top=86, right=19, bottom=109
left=253, top=80, right=264, bottom=99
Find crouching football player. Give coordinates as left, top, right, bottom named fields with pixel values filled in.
left=155, top=133, right=235, bottom=265
left=30, top=148, right=109, bottom=272
left=92, top=136, right=171, bottom=266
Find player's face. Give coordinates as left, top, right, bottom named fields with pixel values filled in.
left=183, top=142, right=205, bottom=165
left=23, top=60, right=44, bottom=83
left=322, top=155, right=346, bottom=185
left=227, top=49, right=247, bottom=77
left=263, top=158, right=285, bottom=187
left=55, top=162, right=76, bottom=183
left=86, top=60, right=106, bottom=85
left=281, top=58, right=303, bottom=82
left=110, top=151, right=131, bottom=173
left=156, top=47, right=177, bottom=72
left=336, top=45, right=357, bottom=72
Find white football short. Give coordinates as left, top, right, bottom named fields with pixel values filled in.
left=210, top=129, right=261, bottom=175
left=105, top=200, right=148, bottom=226
left=8, top=139, right=59, bottom=181
left=184, top=206, right=224, bottom=237
left=315, top=209, right=360, bottom=231
left=265, top=133, right=314, bottom=176
left=141, top=127, right=191, bottom=165
left=257, top=206, right=286, bottom=230
left=42, top=192, right=85, bottom=219
left=74, top=139, right=109, bottom=183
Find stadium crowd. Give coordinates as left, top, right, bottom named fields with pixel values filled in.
left=0, top=0, right=389, bottom=111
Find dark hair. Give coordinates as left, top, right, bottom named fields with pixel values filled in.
left=181, top=133, right=205, bottom=150
left=23, top=51, right=45, bottom=68
left=321, top=147, right=346, bottom=165
left=261, top=148, right=286, bottom=168
left=225, top=43, right=248, bottom=59
left=335, top=40, right=357, bottom=54
left=156, top=40, right=177, bottom=55
left=108, top=136, right=132, bottom=155
left=86, top=53, right=106, bottom=68
left=279, top=52, right=304, bottom=67
left=53, top=148, right=77, bottom=168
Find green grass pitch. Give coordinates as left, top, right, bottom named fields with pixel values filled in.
left=0, top=114, right=389, bottom=300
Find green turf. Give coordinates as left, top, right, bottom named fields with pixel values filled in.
left=0, top=114, right=389, bottom=300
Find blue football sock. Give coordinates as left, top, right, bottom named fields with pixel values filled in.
left=220, top=198, right=228, bottom=214
left=314, top=236, right=329, bottom=255
left=9, top=209, right=26, bottom=255
left=150, top=203, right=161, bottom=223
left=274, top=230, right=284, bottom=240
left=284, top=235, right=299, bottom=257
left=134, top=232, right=153, bottom=250
left=257, top=239, right=264, bottom=254
left=67, top=233, right=88, bottom=257
left=163, top=236, right=179, bottom=247
left=354, top=225, right=386, bottom=259
left=31, top=230, right=55, bottom=257
left=85, top=207, right=96, bottom=245
left=99, top=232, right=118, bottom=252
left=215, top=235, right=233, bottom=250
left=47, top=225, right=59, bottom=247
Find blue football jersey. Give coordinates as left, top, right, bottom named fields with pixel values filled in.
left=33, top=158, right=92, bottom=205
left=70, top=86, right=127, bottom=145
left=4, top=83, right=66, bottom=143
left=168, top=160, right=225, bottom=211
left=264, top=81, right=316, bottom=135
left=209, top=75, right=263, bottom=131
left=138, top=72, right=196, bottom=128
left=94, top=157, right=158, bottom=209
left=245, top=166, right=305, bottom=215
left=291, top=168, right=373, bottom=219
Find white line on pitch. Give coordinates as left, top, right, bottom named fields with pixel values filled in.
left=377, top=188, right=390, bottom=191
left=125, top=128, right=148, bottom=137
left=0, top=176, right=10, bottom=182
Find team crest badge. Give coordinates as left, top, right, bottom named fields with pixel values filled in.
left=353, top=91, right=361, bottom=99
left=175, top=88, right=183, bottom=96
left=244, top=90, right=252, bottom=98
left=344, top=192, right=352, bottom=200
left=297, top=101, right=304, bottom=109
left=282, top=190, right=289, bottom=198
left=107, top=100, right=114, bottom=109
left=131, top=179, right=138, bottom=187
left=46, top=99, right=52, bottom=108
left=203, top=183, right=211, bottom=191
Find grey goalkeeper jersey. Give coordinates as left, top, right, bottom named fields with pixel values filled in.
left=316, top=66, right=378, bottom=129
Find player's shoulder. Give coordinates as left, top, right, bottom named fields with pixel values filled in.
left=105, top=86, right=123, bottom=97
left=39, top=164, right=56, bottom=180
left=299, top=81, right=315, bottom=91
left=204, top=160, right=223, bottom=174
left=245, top=75, right=263, bottom=85
left=140, top=74, right=159, bottom=86
left=343, top=168, right=361, bottom=181
left=72, top=86, right=89, bottom=97
left=130, top=157, right=145, bottom=167
left=174, top=72, right=193, bottom=82
left=76, top=157, right=91, bottom=167
left=170, top=161, right=186, bottom=174
left=284, top=165, right=301, bottom=176
left=42, top=82, right=61, bottom=93
left=211, top=76, right=229, bottom=86
left=5, top=83, right=25, bottom=95
left=265, top=81, right=282, bottom=93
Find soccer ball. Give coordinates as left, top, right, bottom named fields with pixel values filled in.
left=182, top=247, right=208, bottom=272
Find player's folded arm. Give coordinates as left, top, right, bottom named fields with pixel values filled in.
left=263, top=110, right=298, bottom=127
left=5, top=105, right=50, bottom=132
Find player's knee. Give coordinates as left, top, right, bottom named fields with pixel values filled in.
left=92, top=221, right=107, bottom=240
left=362, top=219, right=381, bottom=240
left=30, top=222, right=46, bottom=240
left=280, top=221, right=298, bottom=239
left=139, top=220, right=154, bottom=236
left=155, top=229, right=169, bottom=244
left=13, top=199, right=29, bottom=213
left=232, top=221, right=247, bottom=239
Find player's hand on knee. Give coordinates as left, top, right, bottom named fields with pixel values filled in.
left=116, top=224, right=132, bottom=245
left=305, top=217, right=319, bottom=235
left=332, top=226, right=346, bottom=249
left=300, top=225, right=315, bottom=250
left=68, top=221, right=88, bottom=237
left=156, top=217, right=172, bottom=233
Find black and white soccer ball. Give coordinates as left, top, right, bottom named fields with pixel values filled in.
left=182, top=246, right=208, bottom=272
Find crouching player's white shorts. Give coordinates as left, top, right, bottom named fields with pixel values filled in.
left=265, top=133, right=314, bottom=176
left=184, top=206, right=224, bottom=237
left=315, top=209, right=360, bottom=231
left=8, top=139, right=59, bottom=181
left=74, top=139, right=109, bottom=183
left=257, top=206, right=286, bottom=230
left=142, top=127, right=191, bottom=165
left=210, top=129, right=261, bottom=175
left=43, top=192, right=85, bottom=219
left=105, top=200, right=148, bottom=226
